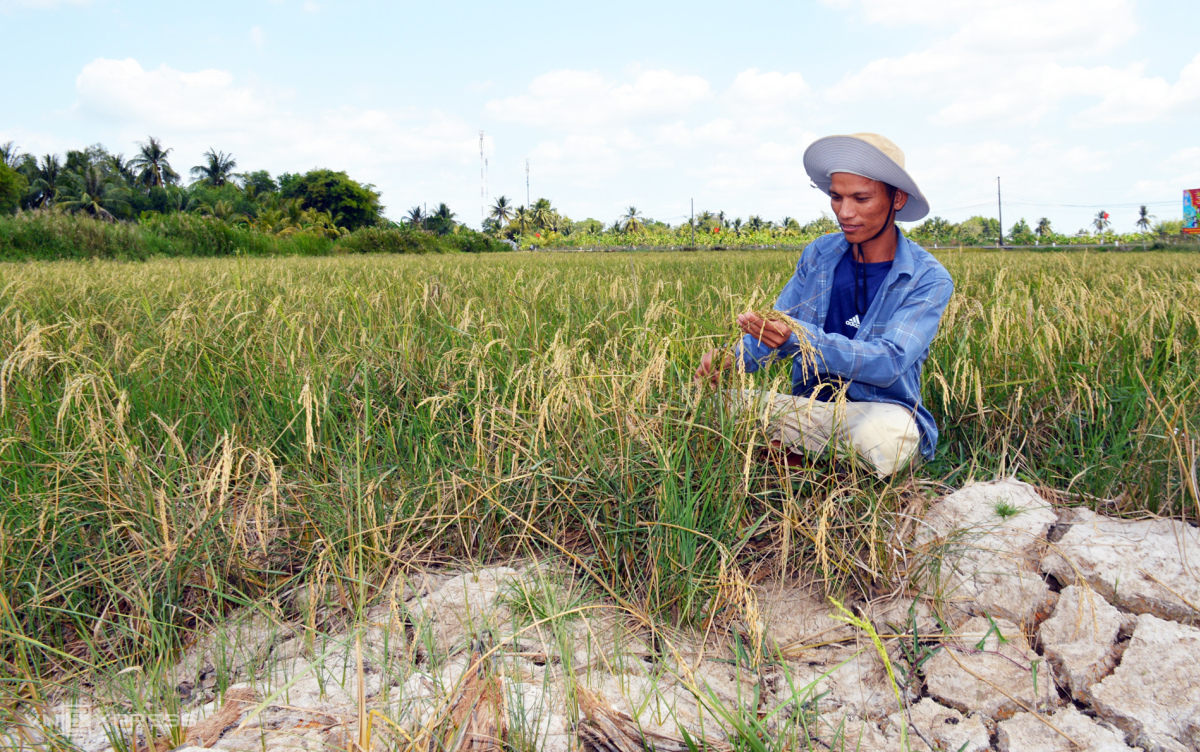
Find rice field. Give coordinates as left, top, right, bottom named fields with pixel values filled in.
left=0, top=247, right=1197, bottom=691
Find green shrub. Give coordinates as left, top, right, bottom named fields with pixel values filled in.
left=333, top=226, right=444, bottom=255
left=0, top=210, right=164, bottom=261
left=0, top=212, right=513, bottom=262
left=447, top=228, right=512, bottom=253
left=0, top=211, right=336, bottom=261
left=0, top=164, right=27, bottom=215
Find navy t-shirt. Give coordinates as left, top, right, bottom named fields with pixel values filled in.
left=795, top=249, right=892, bottom=400
left=824, top=250, right=893, bottom=338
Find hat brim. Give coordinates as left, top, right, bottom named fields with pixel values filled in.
left=803, top=136, right=930, bottom=222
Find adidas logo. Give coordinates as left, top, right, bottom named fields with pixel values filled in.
left=845, top=314, right=861, bottom=329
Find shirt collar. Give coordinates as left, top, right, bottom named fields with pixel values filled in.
left=827, top=228, right=916, bottom=279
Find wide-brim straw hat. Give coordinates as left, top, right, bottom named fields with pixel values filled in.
left=803, top=133, right=930, bottom=222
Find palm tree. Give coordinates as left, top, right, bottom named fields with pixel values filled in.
left=190, top=149, right=239, bottom=187
left=196, top=199, right=238, bottom=221
left=530, top=198, right=554, bottom=230
left=27, top=154, right=65, bottom=207
left=489, top=195, right=513, bottom=226
left=106, top=153, right=135, bottom=186
left=1035, top=217, right=1052, bottom=238
left=746, top=215, right=765, bottom=232
left=1, top=142, right=22, bottom=169
left=59, top=164, right=130, bottom=220
left=1135, top=205, right=1154, bottom=233
left=427, top=202, right=456, bottom=235
left=130, top=136, right=179, bottom=189
left=406, top=206, right=425, bottom=227
left=621, top=206, right=645, bottom=233
left=732, top=217, right=744, bottom=236
left=1092, top=210, right=1111, bottom=235
left=512, top=206, right=532, bottom=235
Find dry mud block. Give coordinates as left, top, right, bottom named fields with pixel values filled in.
left=1038, top=584, right=1136, bottom=701
left=757, top=579, right=855, bottom=649
left=401, top=566, right=525, bottom=652
left=924, top=615, right=1058, bottom=720
left=885, top=697, right=991, bottom=752
left=1041, top=509, right=1200, bottom=623
left=1090, top=614, right=1200, bottom=752
left=916, top=478, right=1058, bottom=627
left=997, top=705, right=1142, bottom=752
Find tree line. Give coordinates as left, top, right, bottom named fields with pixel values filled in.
left=481, top=193, right=1181, bottom=250
left=0, top=137, right=395, bottom=238
left=0, top=136, right=1185, bottom=251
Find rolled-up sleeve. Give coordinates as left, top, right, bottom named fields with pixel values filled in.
left=737, top=258, right=810, bottom=373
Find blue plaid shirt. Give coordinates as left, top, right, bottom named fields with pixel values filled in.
left=738, top=231, right=954, bottom=459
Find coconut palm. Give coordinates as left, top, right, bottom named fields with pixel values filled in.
left=423, top=203, right=456, bottom=235
left=489, top=195, right=514, bottom=227
left=621, top=206, right=645, bottom=233
left=190, top=149, right=239, bottom=187
left=59, top=164, right=130, bottom=220
left=1092, top=210, right=1111, bottom=235
left=106, top=153, right=136, bottom=186
left=529, top=198, right=553, bottom=230
left=1135, top=205, right=1155, bottom=233
left=27, top=154, right=66, bottom=208
left=0, top=142, right=22, bottom=169
left=746, top=215, right=765, bottom=232
left=512, top=206, right=532, bottom=235
left=406, top=206, right=425, bottom=227
left=196, top=199, right=238, bottom=221
left=1035, top=217, right=1052, bottom=238
left=130, top=136, right=179, bottom=189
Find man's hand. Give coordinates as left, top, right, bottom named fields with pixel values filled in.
left=737, top=312, right=792, bottom=349
left=695, top=348, right=734, bottom=386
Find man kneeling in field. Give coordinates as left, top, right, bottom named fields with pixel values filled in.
left=695, top=133, right=954, bottom=477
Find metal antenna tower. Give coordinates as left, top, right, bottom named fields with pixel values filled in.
left=479, top=131, right=485, bottom=227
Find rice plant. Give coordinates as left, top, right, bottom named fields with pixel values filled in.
left=0, top=247, right=1196, bottom=705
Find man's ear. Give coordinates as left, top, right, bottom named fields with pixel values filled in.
left=894, top=190, right=909, bottom=211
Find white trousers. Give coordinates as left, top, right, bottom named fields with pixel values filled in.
left=727, top=390, right=921, bottom=478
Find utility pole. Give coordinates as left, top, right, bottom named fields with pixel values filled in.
left=525, top=159, right=530, bottom=207
left=997, top=176, right=1004, bottom=247
left=690, top=198, right=695, bottom=247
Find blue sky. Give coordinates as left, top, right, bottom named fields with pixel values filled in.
left=2, top=0, right=1198, bottom=233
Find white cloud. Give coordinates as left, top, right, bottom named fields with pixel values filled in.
left=1081, top=53, right=1200, bottom=124
left=76, top=58, right=276, bottom=131
left=69, top=57, right=480, bottom=219
left=1132, top=148, right=1200, bottom=198
left=249, top=26, right=265, bottom=49
left=483, top=67, right=824, bottom=221
left=485, top=69, right=712, bottom=128
left=821, top=0, right=1136, bottom=53
left=819, top=0, right=1200, bottom=129
left=728, top=69, right=809, bottom=106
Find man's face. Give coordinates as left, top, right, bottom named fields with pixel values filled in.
left=829, top=172, right=908, bottom=244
